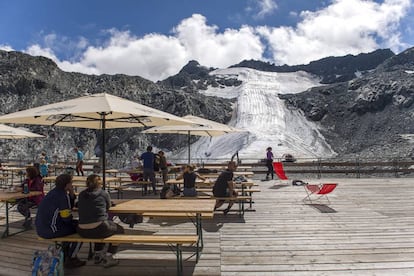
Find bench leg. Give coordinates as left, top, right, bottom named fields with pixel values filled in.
left=196, top=214, right=201, bottom=262
left=238, top=200, right=245, bottom=218
left=176, top=244, right=183, bottom=276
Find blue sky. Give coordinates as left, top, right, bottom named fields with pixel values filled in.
left=1, top=0, right=413, bottom=81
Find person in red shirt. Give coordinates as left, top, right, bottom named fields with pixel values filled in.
left=17, top=166, right=45, bottom=229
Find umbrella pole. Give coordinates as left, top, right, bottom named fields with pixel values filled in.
left=101, top=114, right=106, bottom=190
left=188, top=131, right=190, bottom=164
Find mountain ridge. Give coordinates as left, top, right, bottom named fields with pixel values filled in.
left=0, top=47, right=413, bottom=163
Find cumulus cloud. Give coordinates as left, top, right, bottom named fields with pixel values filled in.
left=172, top=14, right=263, bottom=68
left=25, top=44, right=99, bottom=75
left=0, top=44, right=14, bottom=51
left=257, top=0, right=412, bottom=65
left=22, top=0, right=412, bottom=81
left=26, top=14, right=264, bottom=81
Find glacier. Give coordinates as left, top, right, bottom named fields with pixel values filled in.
left=175, top=67, right=337, bottom=163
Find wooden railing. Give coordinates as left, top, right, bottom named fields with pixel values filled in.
left=246, top=159, right=414, bottom=178
left=3, top=157, right=414, bottom=179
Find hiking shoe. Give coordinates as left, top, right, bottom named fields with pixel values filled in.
left=103, top=254, right=119, bottom=268
left=223, top=208, right=230, bottom=215
left=64, top=257, right=86, bottom=268
left=22, top=218, right=32, bottom=229
left=94, top=252, right=104, bottom=264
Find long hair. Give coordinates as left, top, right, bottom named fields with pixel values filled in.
left=26, top=166, right=39, bottom=179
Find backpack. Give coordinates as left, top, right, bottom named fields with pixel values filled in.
left=160, top=185, right=180, bottom=199
left=118, top=214, right=143, bottom=228
left=130, top=173, right=143, bottom=181
left=32, top=245, right=64, bottom=276
left=292, top=179, right=307, bottom=186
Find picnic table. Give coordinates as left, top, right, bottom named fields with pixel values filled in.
left=0, top=166, right=26, bottom=186
left=0, top=190, right=42, bottom=238
left=110, top=198, right=215, bottom=249
left=43, top=175, right=120, bottom=190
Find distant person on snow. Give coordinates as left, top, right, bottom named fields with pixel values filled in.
left=265, top=147, right=274, bottom=180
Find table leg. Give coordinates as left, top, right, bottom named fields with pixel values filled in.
left=196, top=213, right=202, bottom=261
left=1, top=201, right=9, bottom=238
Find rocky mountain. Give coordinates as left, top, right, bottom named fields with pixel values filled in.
left=0, top=46, right=413, bottom=164
left=279, top=47, right=414, bottom=160
left=158, top=60, right=242, bottom=92
left=232, top=49, right=394, bottom=84
left=0, top=50, right=233, bottom=165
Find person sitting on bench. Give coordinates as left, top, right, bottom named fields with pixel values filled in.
left=76, top=174, right=124, bottom=268
left=176, top=164, right=206, bottom=197
left=35, top=174, right=86, bottom=268
left=213, top=161, right=238, bottom=215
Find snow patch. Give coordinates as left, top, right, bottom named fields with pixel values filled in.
left=177, top=67, right=336, bottom=162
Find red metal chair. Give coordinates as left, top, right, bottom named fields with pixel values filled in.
left=302, top=183, right=337, bottom=204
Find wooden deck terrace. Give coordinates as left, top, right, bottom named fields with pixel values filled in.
left=1, top=177, right=414, bottom=275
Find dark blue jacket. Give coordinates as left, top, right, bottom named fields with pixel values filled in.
left=35, top=188, right=77, bottom=238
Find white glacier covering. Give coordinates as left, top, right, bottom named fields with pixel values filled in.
left=176, top=67, right=337, bottom=162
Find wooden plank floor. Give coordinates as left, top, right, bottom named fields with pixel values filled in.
left=1, top=177, right=414, bottom=275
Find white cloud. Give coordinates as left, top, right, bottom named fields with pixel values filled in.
left=246, top=0, right=278, bottom=19
left=21, top=0, right=412, bottom=81
left=0, top=44, right=14, bottom=51
left=81, top=30, right=188, bottom=80
left=25, top=14, right=264, bottom=81
left=25, top=45, right=58, bottom=61
left=173, top=14, right=263, bottom=68
left=256, top=0, right=278, bottom=19
left=25, top=44, right=99, bottom=75
left=257, top=0, right=412, bottom=65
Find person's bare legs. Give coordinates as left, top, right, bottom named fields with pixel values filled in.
left=214, top=200, right=225, bottom=210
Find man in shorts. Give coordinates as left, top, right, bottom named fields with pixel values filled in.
left=213, top=161, right=238, bottom=214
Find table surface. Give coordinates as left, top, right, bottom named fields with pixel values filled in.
left=0, top=191, right=42, bottom=201
left=43, top=176, right=120, bottom=183
left=109, top=198, right=216, bottom=214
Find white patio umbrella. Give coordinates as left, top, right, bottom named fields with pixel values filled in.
left=0, top=93, right=192, bottom=188
left=0, top=124, right=44, bottom=139
left=142, top=115, right=245, bottom=163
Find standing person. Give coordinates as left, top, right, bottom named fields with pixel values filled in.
left=17, top=166, right=45, bottom=229
left=140, top=146, right=156, bottom=194
left=74, top=147, right=84, bottom=176
left=212, top=161, right=238, bottom=214
left=76, top=174, right=124, bottom=268
left=265, top=147, right=274, bottom=180
left=35, top=174, right=86, bottom=268
left=39, top=151, right=50, bottom=164
left=39, top=158, right=49, bottom=177
left=176, top=165, right=206, bottom=197
left=158, top=151, right=169, bottom=185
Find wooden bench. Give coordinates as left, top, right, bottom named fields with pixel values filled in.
left=114, top=181, right=152, bottom=198
left=168, top=195, right=252, bottom=218
left=39, top=233, right=198, bottom=276
left=196, top=188, right=259, bottom=209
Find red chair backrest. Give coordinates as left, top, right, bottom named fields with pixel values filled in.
left=272, top=162, right=288, bottom=180
left=318, top=183, right=337, bottom=195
